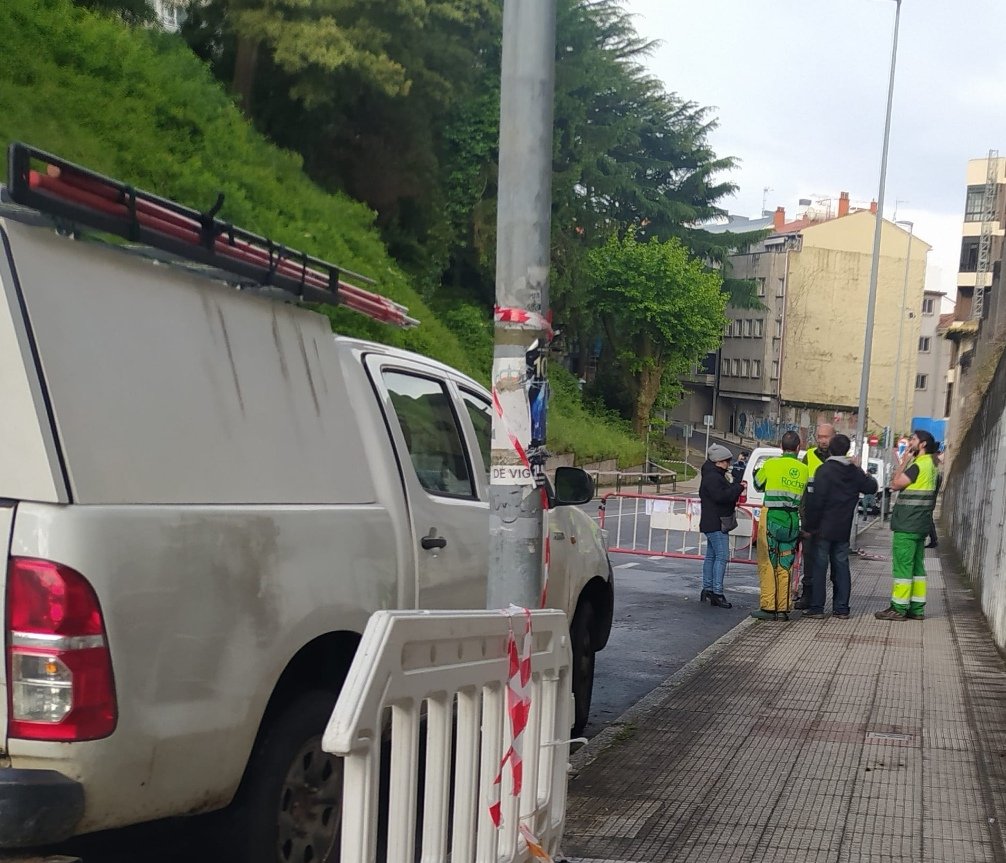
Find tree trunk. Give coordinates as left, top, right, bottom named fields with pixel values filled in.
left=633, top=360, right=664, bottom=438
left=232, top=34, right=259, bottom=115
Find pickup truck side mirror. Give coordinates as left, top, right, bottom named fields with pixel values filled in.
left=551, top=466, right=594, bottom=507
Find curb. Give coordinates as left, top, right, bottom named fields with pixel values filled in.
left=569, top=614, right=758, bottom=774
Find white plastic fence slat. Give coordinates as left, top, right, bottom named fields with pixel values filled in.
left=476, top=683, right=504, bottom=862
left=388, top=701, right=421, bottom=863
left=323, top=609, right=572, bottom=863
left=450, top=688, right=480, bottom=863
left=421, top=694, right=452, bottom=861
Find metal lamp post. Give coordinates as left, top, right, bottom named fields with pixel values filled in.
left=852, top=0, right=903, bottom=454
left=851, top=0, right=902, bottom=550
left=889, top=219, right=914, bottom=445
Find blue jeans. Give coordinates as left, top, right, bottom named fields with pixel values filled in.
left=703, top=530, right=730, bottom=594
left=810, top=539, right=851, bottom=615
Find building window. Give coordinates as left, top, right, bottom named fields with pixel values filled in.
left=964, top=185, right=989, bottom=223
left=742, top=319, right=752, bottom=337
left=731, top=359, right=740, bottom=376
left=753, top=319, right=763, bottom=338
left=725, top=322, right=732, bottom=338
left=922, top=297, right=936, bottom=315
left=915, top=373, right=928, bottom=390
left=776, top=278, right=786, bottom=298
left=919, top=336, right=931, bottom=352
left=756, top=277, right=766, bottom=297
left=732, top=319, right=742, bottom=337
left=751, top=360, right=761, bottom=378
left=774, top=318, right=783, bottom=339
left=960, top=237, right=980, bottom=273
left=741, top=359, right=750, bottom=377
left=771, top=360, right=780, bottom=379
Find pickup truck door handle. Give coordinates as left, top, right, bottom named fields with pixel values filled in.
left=421, top=533, right=448, bottom=550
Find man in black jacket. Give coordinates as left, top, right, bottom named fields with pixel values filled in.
left=801, top=434, right=878, bottom=618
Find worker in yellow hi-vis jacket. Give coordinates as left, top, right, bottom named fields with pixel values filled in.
left=751, top=431, right=809, bottom=621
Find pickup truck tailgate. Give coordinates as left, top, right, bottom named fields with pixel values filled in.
left=0, top=500, right=13, bottom=757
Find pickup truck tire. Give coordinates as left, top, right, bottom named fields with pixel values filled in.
left=233, top=689, right=343, bottom=863
left=570, top=602, right=596, bottom=736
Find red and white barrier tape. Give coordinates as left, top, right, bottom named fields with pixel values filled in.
left=494, top=305, right=554, bottom=339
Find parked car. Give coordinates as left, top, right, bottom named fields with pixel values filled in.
left=0, top=145, right=614, bottom=861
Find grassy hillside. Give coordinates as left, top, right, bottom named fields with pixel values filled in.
left=0, top=0, right=645, bottom=466
left=0, top=0, right=475, bottom=375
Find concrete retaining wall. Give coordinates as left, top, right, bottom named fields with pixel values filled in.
left=943, top=348, right=1006, bottom=650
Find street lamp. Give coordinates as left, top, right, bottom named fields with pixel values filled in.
left=889, top=219, right=914, bottom=446
left=853, top=0, right=903, bottom=455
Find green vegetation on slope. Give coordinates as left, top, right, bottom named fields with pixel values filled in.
left=0, top=0, right=473, bottom=376
left=0, top=0, right=647, bottom=464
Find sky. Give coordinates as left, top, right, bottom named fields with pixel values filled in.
left=624, top=0, right=1006, bottom=306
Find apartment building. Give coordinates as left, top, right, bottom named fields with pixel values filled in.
left=911, top=290, right=953, bottom=421
left=945, top=155, right=1006, bottom=459
left=677, top=193, right=930, bottom=445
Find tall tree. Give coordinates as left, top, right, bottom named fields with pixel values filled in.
left=587, top=230, right=726, bottom=436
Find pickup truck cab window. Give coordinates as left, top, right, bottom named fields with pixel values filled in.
left=459, top=389, right=492, bottom=481
left=382, top=370, right=475, bottom=499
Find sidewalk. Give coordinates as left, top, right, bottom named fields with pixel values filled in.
left=562, top=526, right=1006, bottom=862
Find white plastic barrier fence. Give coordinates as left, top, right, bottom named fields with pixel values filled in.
left=323, top=608, right=572, bottom=863
left=598, top=492, right=758, bottom=564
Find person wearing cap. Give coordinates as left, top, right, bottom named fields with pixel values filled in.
left=699, top=444, right=744, bottom=609
left=751, top=431, right=808, bottom=620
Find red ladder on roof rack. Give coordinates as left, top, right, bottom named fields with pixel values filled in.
left=5, top=142, right=418, bottom=328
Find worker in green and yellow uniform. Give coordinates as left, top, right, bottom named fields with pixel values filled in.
left=876, top=430, right=939, bottom=621
left=751, top=431, right=809, bottom=620
left=794, top=422, right=835, bottom=609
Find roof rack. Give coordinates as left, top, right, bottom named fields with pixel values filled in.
left=5, top=142, right=418, bottom=328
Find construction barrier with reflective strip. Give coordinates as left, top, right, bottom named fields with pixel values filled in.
left=323, top=608, right=572, bottom=863
left=599, top=492, right=808, bottom=591
left=598, top=493, right=758, bottom=564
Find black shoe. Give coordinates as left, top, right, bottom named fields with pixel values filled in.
left=801, top=611, right=827, bottom=619
left=700, top=589, right=712, bottom=603
left=793, top=598, right=810, bottom=610
left=925, top=541, right=938, bottom=549
left=710, top=593, right=733, bottom=609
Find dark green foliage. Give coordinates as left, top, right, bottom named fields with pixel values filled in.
left=0, top=0, right=475, bottom=377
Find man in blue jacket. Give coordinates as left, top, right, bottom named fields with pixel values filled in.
left=802, top=434, right=878, bottom=619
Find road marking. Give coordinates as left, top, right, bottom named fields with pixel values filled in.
left=647, top=555, right=663, bottom=561
left=731, top=585, right=762, bottom=594
left=615, top=562, right=638, bottom=569
left=683, top=546, right=698, bottom=553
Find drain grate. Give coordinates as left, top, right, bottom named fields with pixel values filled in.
left=865, top=730, right=915, bottom=744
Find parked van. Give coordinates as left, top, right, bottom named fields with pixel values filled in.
left=0, top=145, right=615, bottom=860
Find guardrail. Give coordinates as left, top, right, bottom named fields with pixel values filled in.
left=323, top=608, right=572, bottom=863
left=588, top=469, right=678, bottom=494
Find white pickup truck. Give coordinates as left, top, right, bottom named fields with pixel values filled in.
left=0, top=145, right=614, bottom=861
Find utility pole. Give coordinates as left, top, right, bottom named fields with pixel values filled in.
left=487, top=0, right=558, bottom=610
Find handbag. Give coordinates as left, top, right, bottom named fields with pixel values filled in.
left=720, top=513, right=738, bottom=533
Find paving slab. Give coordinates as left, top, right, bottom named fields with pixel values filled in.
left=562, top=525, right=1006, bottom=862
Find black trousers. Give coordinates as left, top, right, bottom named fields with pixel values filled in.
left=799, top=535, right=816, bottom=598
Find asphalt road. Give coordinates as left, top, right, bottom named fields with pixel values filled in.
left=583, top=549, right=760, bottom=738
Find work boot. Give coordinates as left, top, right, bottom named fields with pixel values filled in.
left=801, top=611, right=827, bottom=619
left=700, top=589, right=712, bottom=603
left=874, top=607, right=907, bottom=621
left=907, top=610, right=925, bottom=621
left=710, top=594, right=732, bottom=609
left=750, top=608, right=777, bottom=620
left=793, top=597, right=811, bottom=610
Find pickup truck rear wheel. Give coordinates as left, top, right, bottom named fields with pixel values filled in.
left=234, top=689, right=342, bottom=863
left=570, top=602, right=596, bottom=736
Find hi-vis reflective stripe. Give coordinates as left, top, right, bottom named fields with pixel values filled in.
left=897, top=495, right=937, bottom=506
left=764, top=492, right=801, bottom=508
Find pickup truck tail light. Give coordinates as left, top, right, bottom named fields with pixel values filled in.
left=6, top=557, right=117, bottom=741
